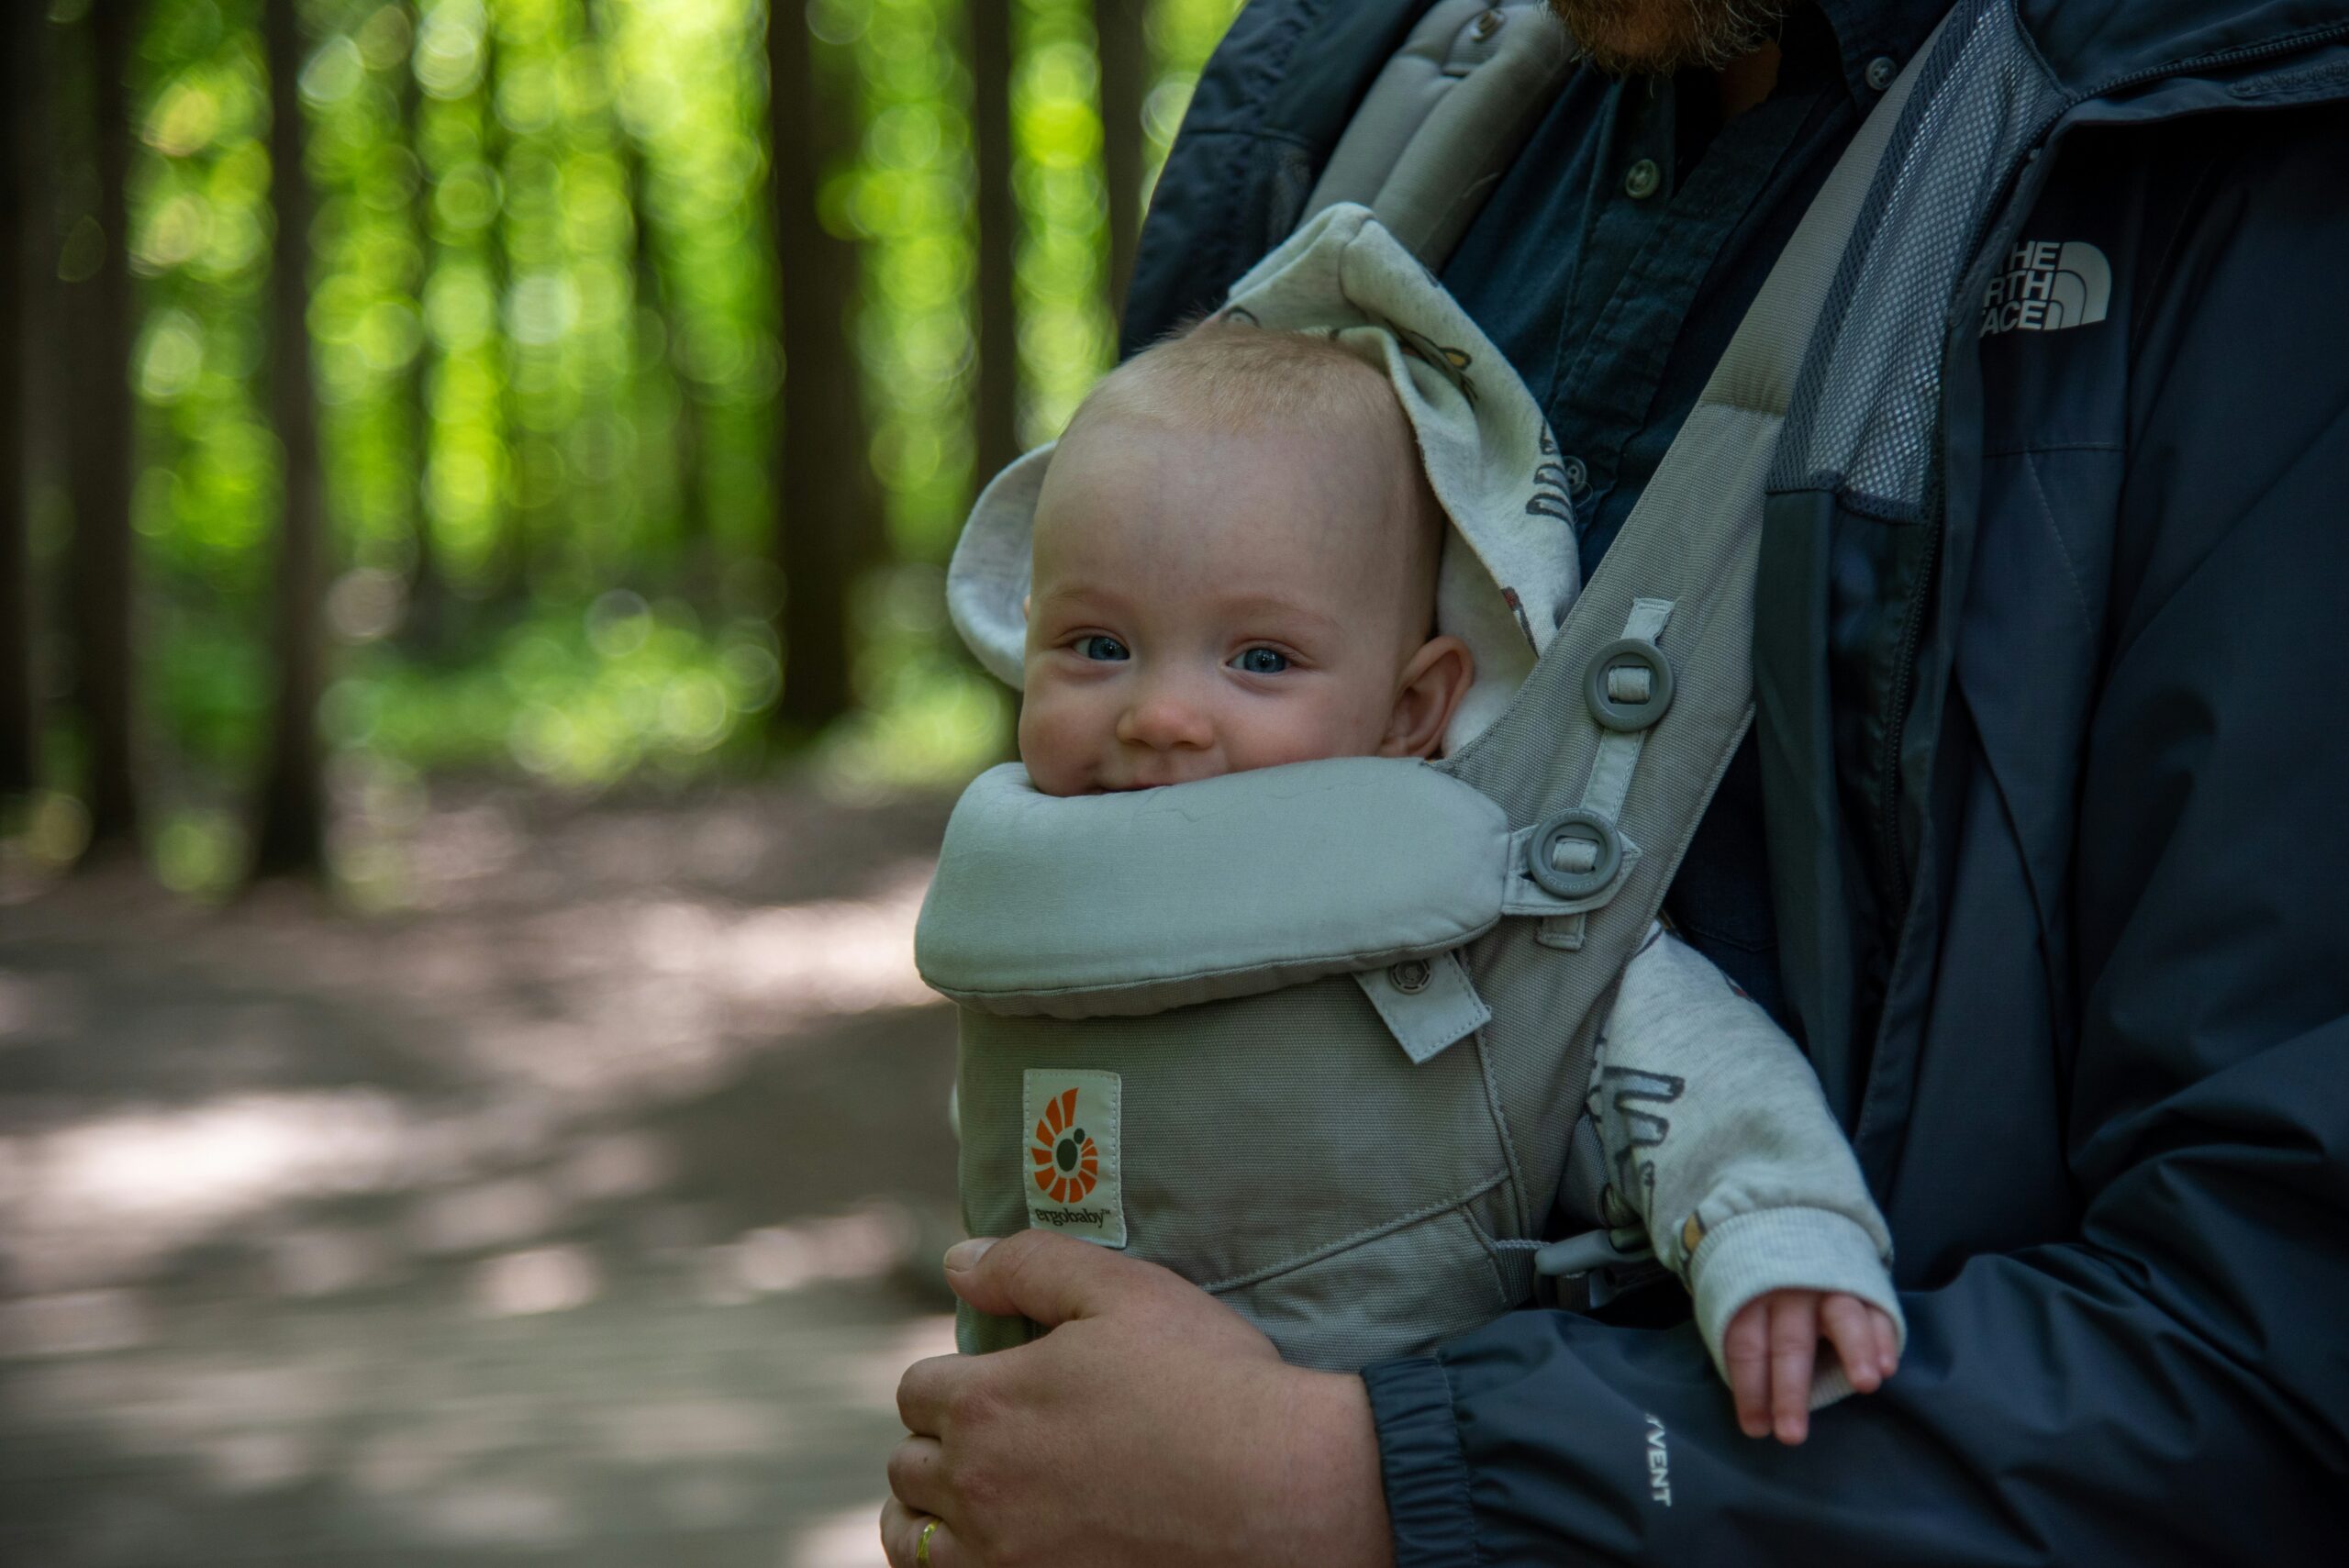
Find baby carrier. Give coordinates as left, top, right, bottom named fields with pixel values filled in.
left=918, top=0, right=1988, bottom=1370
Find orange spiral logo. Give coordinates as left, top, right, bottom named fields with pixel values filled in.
left=1030, top=1087, right=1099, bottom=1204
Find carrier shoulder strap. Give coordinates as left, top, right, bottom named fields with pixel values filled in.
left=1301, top=0, right=1575, bottom=268
left=1400, top=9, right=1954, bottom=1248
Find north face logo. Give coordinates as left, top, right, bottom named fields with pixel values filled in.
left=1981, top=240, right=2110, bottom=336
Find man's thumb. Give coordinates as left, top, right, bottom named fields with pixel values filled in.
left=942, top=1229, right=1145, bottom=1326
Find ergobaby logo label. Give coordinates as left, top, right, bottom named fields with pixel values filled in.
left=1981, top=240, right=2111, bottom=336
left=1022, top=1070, right=1126, bottom=1248
left=1644, top=1413, right=1672, bottom=1506
left=1031, top=1094, right=1101, bottom=1204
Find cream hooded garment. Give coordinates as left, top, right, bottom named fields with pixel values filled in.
left=946, top=202, right=1580, bottom=752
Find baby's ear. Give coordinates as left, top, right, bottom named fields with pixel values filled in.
left=1380, top=636, right=1475, bottom=760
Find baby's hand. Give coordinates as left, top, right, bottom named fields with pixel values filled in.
left=1722, top=1288, right=1899, bottom=1445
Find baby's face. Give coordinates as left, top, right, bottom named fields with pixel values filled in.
left=1019, top=411, right=1444, bottom=796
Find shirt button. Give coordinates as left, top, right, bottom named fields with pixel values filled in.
left=1623, top=158, right=1662, bottom=200
left=1562, top=455, right=1590, bottom=495
left=1865, top=55, right=1898, bottom=91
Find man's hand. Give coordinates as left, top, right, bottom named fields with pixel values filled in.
left=1721, top=1288, right=1899, bottom=1445
left=882, top=1231, right=1394, bottom=1567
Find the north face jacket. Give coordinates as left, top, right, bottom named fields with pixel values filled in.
left=1122, top=0, right=2349, bottom=1560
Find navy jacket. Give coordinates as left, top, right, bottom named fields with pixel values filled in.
left=1126, top=1, right=2349, bottom=1560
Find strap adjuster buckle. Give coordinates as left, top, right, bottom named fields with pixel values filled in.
left=1527, top=807, right=1623, bottom=899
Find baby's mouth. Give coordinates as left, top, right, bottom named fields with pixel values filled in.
left=1093, top=754, right=1231, bottom=794
left=1104, top=769, right=1214, bottom=793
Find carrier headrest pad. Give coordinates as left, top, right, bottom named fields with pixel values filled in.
left=915, top=757, right=1515, bottom=1018
left=946, top=203, right=1578, bottom=751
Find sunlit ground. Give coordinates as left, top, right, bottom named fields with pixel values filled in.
left=0, top=776, right=966, bottom=1566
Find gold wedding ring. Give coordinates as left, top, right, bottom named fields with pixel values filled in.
left=915, top=1517, right=940, bottom=1566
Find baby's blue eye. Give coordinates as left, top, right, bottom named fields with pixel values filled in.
left=1077, top=634, right=1130, bottom=662
left=1233, top=647, right=1289, bottom=675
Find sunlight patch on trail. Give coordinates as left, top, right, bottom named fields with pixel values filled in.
left=0, top=862, right=942, bottom=1292
left=629, top=863, right=940, bottom=1018
left=789, top=1501, right=892, bottom=1568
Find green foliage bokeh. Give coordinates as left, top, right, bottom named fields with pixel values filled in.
left=47, top=0, right=1242, bottom=890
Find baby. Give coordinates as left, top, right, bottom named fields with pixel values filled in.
left=1013, top=322, right=1897, bottom=1444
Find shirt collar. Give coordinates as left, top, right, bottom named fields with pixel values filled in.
left=1810, top=0, right=1953, bottom=105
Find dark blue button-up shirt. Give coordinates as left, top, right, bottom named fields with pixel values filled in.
left=1440, top=0, right=1945, bottom=1029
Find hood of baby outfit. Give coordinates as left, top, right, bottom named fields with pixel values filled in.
left=946, top=201, right=1580, bottom=750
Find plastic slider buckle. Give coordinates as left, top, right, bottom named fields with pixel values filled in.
left=1532, top=1226, right=1653, bottom=1279
left=1527, top=807, right=1622, bottom=899
left=1585, top=638, right=1675, bottom=732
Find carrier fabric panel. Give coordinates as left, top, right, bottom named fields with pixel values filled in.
left=955, top=978, right=1531, bottom=1372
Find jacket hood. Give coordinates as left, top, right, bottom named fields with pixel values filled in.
left=2015, top=0, right=2349, bottom=97
left=1823, top=0, right=2349, bottom=99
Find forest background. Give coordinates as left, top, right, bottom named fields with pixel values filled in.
left=1, top=0, right=1245, bottom=899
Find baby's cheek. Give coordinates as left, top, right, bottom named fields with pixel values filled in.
left=1226, top=693, right=1381, bottom=773
left=1017, top=686, right=1098, bottom=796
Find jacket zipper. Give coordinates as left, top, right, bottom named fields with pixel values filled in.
left=1876, top=518, right=1938, bottom=920
left=1869, top=17, right=2349, bottom=923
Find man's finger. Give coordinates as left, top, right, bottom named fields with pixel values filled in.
left=1769, top=1293, right=1817, bottom=1445
left=880, top=1497, right=962, bottom=1568
left=945, top=1228, right=1168, bottom=1327
left=1820, top=1294, right=1882, bottom=1394
left=1874, top=1307, right=1901, bottom=1381
left=1723, top=1300, right=1771, bottom=1439
left=896, top=1352, right=970, bottom=1439
left=886, top=1435, right=952, bottom=1520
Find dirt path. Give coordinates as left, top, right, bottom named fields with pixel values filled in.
left=0, top=780, right=964, bottom=1566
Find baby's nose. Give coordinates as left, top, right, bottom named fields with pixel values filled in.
left=1118, top=683, right=1215, bottom=751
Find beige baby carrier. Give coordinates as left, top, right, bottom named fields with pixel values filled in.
left=918, top=0, right=1965, bottom=1370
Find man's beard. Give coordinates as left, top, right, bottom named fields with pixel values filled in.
left=1546, top=0, right=1790, bottom=74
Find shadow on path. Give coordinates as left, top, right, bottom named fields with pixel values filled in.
left=0, top=778, right=965, bottom=1567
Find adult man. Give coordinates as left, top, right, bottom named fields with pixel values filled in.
left=885, top=0, right=2349, bottom=1560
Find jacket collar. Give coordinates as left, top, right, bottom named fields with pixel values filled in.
left=1811, top=0, right=1954, bottom=105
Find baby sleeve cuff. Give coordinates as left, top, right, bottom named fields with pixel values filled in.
left=1687, top=1205, right=1906, bottom=1411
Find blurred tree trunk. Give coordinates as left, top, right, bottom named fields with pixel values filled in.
left=970, top=0, right=1019, bottom=487
left=586, top=0, right=709, bottom=595
left=768, top=0, right=866, bottom=731
left=0, top=2, right=48, bottom=797
left=655, top=230, right=714, bottom=595
left=250, top=0, right=328, bottom=882
left=396, top=0, right=448, bottom=651
left=61, top=0, right=141, bottom=861
left=1093, top=0, right=1148, bottom=332
left=482, top=22, right=528, bottom=602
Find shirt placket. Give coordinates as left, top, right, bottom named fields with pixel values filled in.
left=1544, top=84, right=1812, bottom=571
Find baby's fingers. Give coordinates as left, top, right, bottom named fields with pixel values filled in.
left=1723, top=1299, right=1773, bottom=1439
left=1769, top=1293, right=1820, bottom=1445
left=1820, top=1294, right=1886, bottom=1393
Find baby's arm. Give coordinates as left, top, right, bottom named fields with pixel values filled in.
left=1588, top=924, right=1904, bottom=1443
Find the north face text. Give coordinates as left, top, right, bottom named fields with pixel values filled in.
left=1981, top=240, right=2111, bottom=336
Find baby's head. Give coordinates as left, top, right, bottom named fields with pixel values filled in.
left=1019, top=323, right=1473, bottom=796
